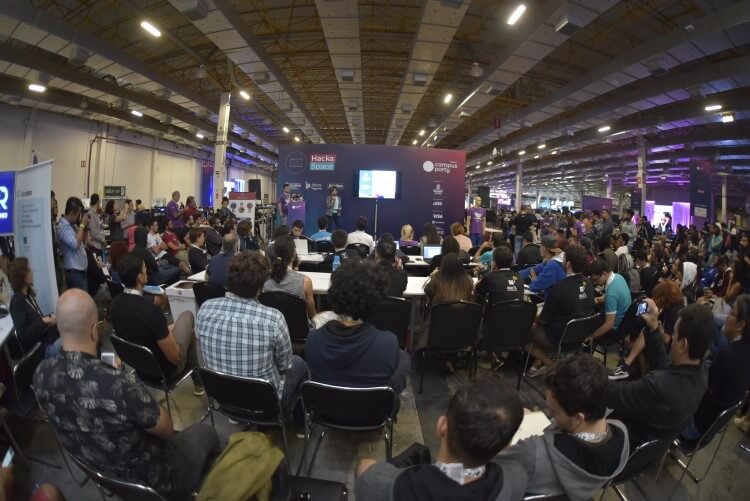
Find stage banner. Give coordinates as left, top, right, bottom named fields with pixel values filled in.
left=13, top=161, right=57, bottom=313
left=277, top=145, right=466, bottom=238
left=200, top=161, right=214, bottom=208
left=228, top=191, right=258, bottom=230
left=690, top=160, right=712, bottom=219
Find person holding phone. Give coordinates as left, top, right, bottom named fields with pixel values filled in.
left=57, top=196, right=90, bottom=292
left=325, top=186, right=342, bottom=230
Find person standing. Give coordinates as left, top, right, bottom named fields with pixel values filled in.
left=278, top=183, right=291, bottom=226
left=466, top=196, right=486, bottom=247
left=325, top=186, right=342, bottom=230
left=167, top=191, right=185, bottom=229
left=86, top=193, right=105, bottom=258
left=50, top=191, right=63, bottom=293
left=57, top=197, right=90, bottom=292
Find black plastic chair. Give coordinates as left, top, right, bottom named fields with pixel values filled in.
left=298, top=261, right=320, bottom=272
left=259, top=290, right=310, bottom=345
left=110, top=333, right=194, bottom=418
left=68, top=452, right=166, bottom=501
left=555, top=314, right=603, bottom=359
left=193, top=281, right=225, bottom=309
left=198, top=368, right=291, bottom=467
left=346, top=243, right=370, bottom=259
left=288, top=475, right=348, bottom=500
left=418, top=300, right=482, bottom=393
left=478, top=300, right=536, bottom=390
left=107, top=280, right=124, bottom=299
left=604, top=436, right=673, bottom=500
left=314, top=240, right=335, bottom=253
left=592, top=299, right=642, bottom=365
left=400, top=245, right=420, bottom=256
left=670, top=397, right=745, bottom=485
left=298, top=382, right=396, bottom=477
left=370, top=297, right=412, bottom=350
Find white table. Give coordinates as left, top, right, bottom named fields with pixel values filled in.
left=164, top=281, right=197, bottom=319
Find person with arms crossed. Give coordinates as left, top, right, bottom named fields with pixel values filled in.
left=466, top=197, right=486, bottom=247
left=325, top=186, right=342, bottom=230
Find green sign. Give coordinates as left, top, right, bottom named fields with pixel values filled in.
left=104, top=186, right=126, bottom=197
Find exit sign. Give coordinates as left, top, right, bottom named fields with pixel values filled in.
left=104, top=186, right=126, bottom=197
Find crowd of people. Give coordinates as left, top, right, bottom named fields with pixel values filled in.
left=0, top=192, right=747, bottom=500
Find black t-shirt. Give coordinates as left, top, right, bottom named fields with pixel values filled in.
left=553, top=424, right=626, bottom=477
left=639, top=265, right=660, bottom=296
left=513, top=214, right=534, bottom=235
left=475, top=269, right=524, bottom=304
left=379, top=264, right=408, bottom=297
left=539, top=274, right=595, bottom=345
left=660, top=302, right=683, bottom=336
left=110, top=292, right=174, bottom=375
left=393, top=462, right=504, bottom=501
left=517, top=244, right=542, bottom=268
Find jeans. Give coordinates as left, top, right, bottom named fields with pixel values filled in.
left=281, top=355, right=309, bottom=414
left=167, top=423, right=220, bottom=498
left=470, top=233, right=483, bottom=247
left=45, top=337, right=63, bottom=358
left=156, top=261, right=181, bottom=285
left=65, top=269, right=89, bottom=292
left=680, top=418, right=701, bottom=441
left=514, top=235, right=524, bottom=257
left=327, top=213, right=341, bottom=231
left=170, top=311, right=201, bottom=385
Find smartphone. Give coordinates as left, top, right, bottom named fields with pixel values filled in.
left=101, top=352, right=116, bottom=366
left=2, top=448, right=14, bottom=468
left=636, top=301, right=648, bottom=316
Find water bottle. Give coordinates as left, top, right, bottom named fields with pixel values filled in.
left=332, top=255, right=341, bottom=272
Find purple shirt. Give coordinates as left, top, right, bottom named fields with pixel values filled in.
left=468, top=207, right=486, bottom=234
left=167, top=200, right=184, bottom=228
left=279, top=193, right=291, bottom=216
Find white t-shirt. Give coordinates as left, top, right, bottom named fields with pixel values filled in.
left=347, top=230, right=375, bottom=251
left=147, top=232, right=162, bottom=251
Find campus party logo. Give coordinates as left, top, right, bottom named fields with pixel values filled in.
left=310, top=153, right=336, bottom=171
left=423, top=160, right=458, bottom=174
left=0, top=171, right=15, bottom=235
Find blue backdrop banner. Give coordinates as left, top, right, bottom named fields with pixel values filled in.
left=690, top=160, right=712, bottom=219
left=277, top=145, right=466, bottom=239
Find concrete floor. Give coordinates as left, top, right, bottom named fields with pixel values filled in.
left=6, top=324, right=750, bottom=500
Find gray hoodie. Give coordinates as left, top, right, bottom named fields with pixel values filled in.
left=496, top=420, right=630, bottom=501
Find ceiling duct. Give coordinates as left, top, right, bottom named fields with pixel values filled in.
left=340, top=69, right=355, bottom=82
left=644, top=55, right=668, bottom=77
left=172, top=0, right=208, bottom=21
left=413, top=73, right=428, bottom=87
left=555, top=7, right=583, bottom=36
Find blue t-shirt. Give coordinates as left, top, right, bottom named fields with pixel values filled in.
left=309, top=230, right=332, bottom=242
left=479, top=249, right=494, bottom=266
left=605, top=273, right=631, bottom=329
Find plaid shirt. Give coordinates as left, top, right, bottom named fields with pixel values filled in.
left=196, top=293, right=292, bottom=396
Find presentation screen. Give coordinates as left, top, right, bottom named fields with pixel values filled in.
left=356, top=170, right=400, bottom=199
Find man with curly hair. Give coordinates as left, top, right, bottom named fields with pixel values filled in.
left=304, top=259, right=410, bottom=394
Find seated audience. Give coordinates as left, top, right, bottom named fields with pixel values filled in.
left=374, top=240, right=407, bottom=297
left=197, top=251, right=308, bottom=414
left=429, top=236, right=462, bottom=273
left=519, top=235, right=567, bottom=297
left=450, top=222, right=473, bottom=253
left=111, top=253, right=203, bottom=395
left=8, top=257, right=62, bottom=359
left=420, top=223, right=443, bottom=250
left=206, top=233, right=237, bottom=289
left=516, top=230, right=542, bottom=268
left=187, top=227, right=209, bottom=273
left=399, top=224, right=419, bottom=248
left=597, top=236, right=618, bottom=276
left=474, top=247, right=523, bottom=305
left=348, top=216, right=375, bottom=251
left=636, top=249, right=660, bottom=297
left=606, top=300, right=712, bottom=447
left=614, top=233, right=629, bottom=257
left=309, top=216, right=332, bottom=242
left=473, top=233, right=508, bottom=267
left=498, top=355, right=629, bottom=500
left=321, top=229, right=359, bottom=272
left=424, top=253, right=474, bottom=306
left=684, top=294, right=750, bottom=439
left=369, top=233, right=410, bottom=264
left=355, top=377, right=527, bottom=501
left=34, top=289, right=219, bottom=499
left=133, top=226, right=179, bottom=285
left=589, top=259, right=632, bottom=341
left=265, top=225, right=289, bottom=261
left=707, top=256, right=732, bottom=298
left=528, top=244, right=595, bottom=374
left=203, top=217, right=223, bottom=256
left=305, top=260, right=410, bottom=394
left=236, top=219, right=259, bottom=252
left=263, top=236, right=316, bottom=319
left=291, top=219, right=306, bottom=239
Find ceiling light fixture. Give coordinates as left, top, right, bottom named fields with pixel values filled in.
left=131, top=109, right=143, bottom=117
left=704, top=104, right=722, bottom=112
left=239, top=90, right=250, bottom=100
left=487, top=161, right=492, bottom=165
left=475, top=165, right=480, bottom=169
left=140, top=21, right=161, bottom=38
left=534, top=155, right=539, bottom=159
left=294, top=136, right=301, bottom=142
left=412, top=139, right=418, bottom=145
left=507, top=4, right=527, bottom=25
left=721, top=112, right=735, bottom=123
left=282, top=126, right=290, bottom=134
left=419, top=129, right=426, bottom=137
left=537, top=143, right=546, bottom=150
left=195, top=133, right=204, bottom=139
left=28, top=83, right=46, bottom=93
left=443, top=93, right=453, bottom=104
left=551, top=150, right=557, bottom=155
left=598, top=125, right=611, bottom=133
left=518, top=150, right=526, bottom=156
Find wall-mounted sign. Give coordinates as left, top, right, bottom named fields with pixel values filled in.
left=104, top=185, right=126, bottom=197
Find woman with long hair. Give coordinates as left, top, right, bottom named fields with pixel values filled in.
left=420, top=223, right=442, bottom=249
left=8, top=257, right=62, bottom=358
left=263, top=236, right=316, bottom=319
left=428, top=236, right=462, bottom=273
left=424, top=252, right=474, bottom=305
left=105, top=199, right=128, bottom=242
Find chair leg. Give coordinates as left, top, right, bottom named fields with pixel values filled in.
left=682, top=427, right=730, bottom=483
left=611, top=483, right=628, bottom=501
left=384, top=419, right=394, bottom=461
left=306, top=429, right=327, bottom=477
left=295, top=418, right=311, bottom=476
left=279, top=420, right=292, bottom=472
left=0, top=417, right=60, bottom=469
left=163, top=390, right=173, bottom=419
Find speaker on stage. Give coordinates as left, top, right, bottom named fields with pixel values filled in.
left=477, top=186, right=490, bottom=208
left=247, top=179, right=262, bottom=200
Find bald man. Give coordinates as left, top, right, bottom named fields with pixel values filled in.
left=206, top=232, right=238, bottom=289
left=34, top=289, right=219, bottom=499
left=167, top=190, right=185, bottom=228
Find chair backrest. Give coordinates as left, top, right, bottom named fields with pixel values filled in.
left=346, top=243, right=370, bottom=258
left=693, top=398, right=745, bottom=452
left=613, top=298, right=643, bottom=339
left=110, top=334, right=166, bottom=386
left=258, top=291, right=310, bottom=343
left=107, top=280, right=124, bottom=299
left=12, top=342, right=45, bottom=403
left=314, top=240, right=335, bottom=253
left=481, top=301, right=536, bottom=352
left=426, top=301, right=482, bottom=351
left=370, top=297, right=411, bottom=349
left=401, top=245, right=420, bottom=256
left=611, top=436, right=673, bottom=483
left=193, top=281, right=225, bottom=309
left=298, top=261, right=319, bottom=272
left=301, top=381, right=395, bottom=430
left=198, top=368, right=281, bottom=418
left=67, top=452, right=166, bottom=501
left=558, top=314, right=603, bottom=352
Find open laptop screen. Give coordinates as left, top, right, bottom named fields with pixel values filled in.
left=422, top=245, right=441, bottom=260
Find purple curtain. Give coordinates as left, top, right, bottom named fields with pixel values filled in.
left=672, top=202, right=691, bottom=228
left=645, top=201, right=655, bottom=224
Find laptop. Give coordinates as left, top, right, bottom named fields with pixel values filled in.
left=422, top=245, right=441, bottom=262
left=294, top=238, right=310, bottom=256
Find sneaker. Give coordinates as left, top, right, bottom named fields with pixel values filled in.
left=193, top=381, right=206, bottom=397
left=528, top=365, right=549, bottom=378
left=609, top=364, right=631, bottom=381
left=734, top=416, right=750, bottom=433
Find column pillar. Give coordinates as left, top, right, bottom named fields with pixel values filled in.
left=721, top=174, right=728, bottom=224
left=515, top=162, right=523, bottom=212
left=149, top=147, right=158, bottom=206
left=637, top=134, right=647, bottom=217
left=605, top=175, right=612, bottom=199
left=213, top=92, right=231, bottom=210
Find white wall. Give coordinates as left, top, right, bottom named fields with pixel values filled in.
left=227, top=164, right=272, bottom=202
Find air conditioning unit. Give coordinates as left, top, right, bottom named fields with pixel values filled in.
left=413, top=73, right=428, bottom=86
left=341, top=69, right=355, bottom=82
left=555, top=12, right=582, bottom=36
left=402, top=104, right=413, bottom=114
left=173, top=0, right=208, bottom=21
left=644, top=56, right=667, bottom=77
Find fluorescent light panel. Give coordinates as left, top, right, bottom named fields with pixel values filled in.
left=140, top=21, right=161, bottom=37
left=239, top=90, right=250, bottom=100
left=443, top=93, right=453, bottom=104
left=704, top=104, right=722, bottom=112
left=282, top=126, right=290, bottom=134
left=195, top=133, right=204, bottom=139
left=507, top=4, right=527, bottom=25
left=130, top=109, right=143, bottom=117
left=598, top=125, right=611, bottom=132
left=28, top=83, right=46, bottom=93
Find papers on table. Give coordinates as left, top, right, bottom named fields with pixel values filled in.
left=511, top=411, right=551, bottom=446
